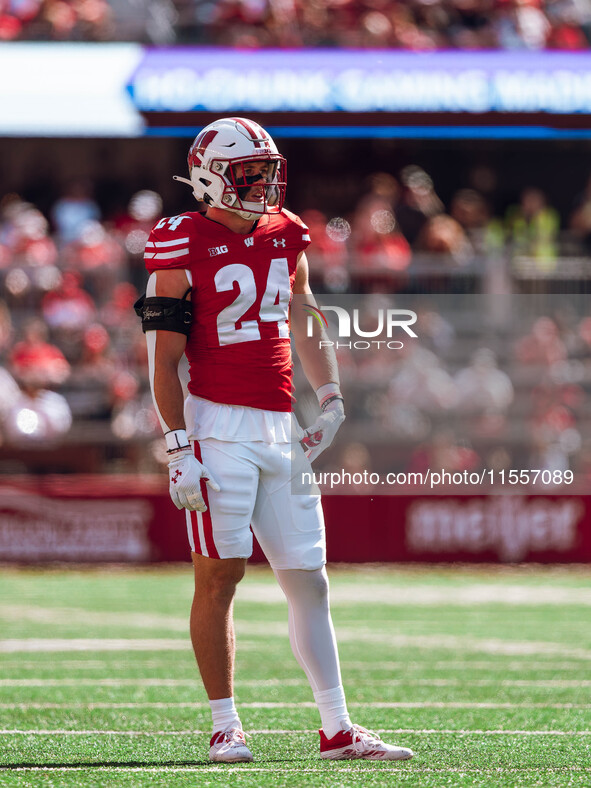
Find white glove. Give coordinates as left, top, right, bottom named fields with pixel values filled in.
left=168, top=447, right=220, bottom=511
left=301, top=397, right=345, bottom=463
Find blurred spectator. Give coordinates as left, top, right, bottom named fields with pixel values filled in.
left=0, top=366, right=21, bottom=421
left=110, top=370, right=159, bottom=443
left=396, top=166, right=444, bottom=245
left=390, top=4, right=441, bottom=49
left=408, top=428, right=481, bottom=475
left=113, top=190, right=163, bottom=290
left=61, top=220, right=126, bottom=301
left=455, top=348, right=514, bottom=435
left=100, top=281, right=142, bottom=351
left=336, top=442, right=379, bottom=493
left=353, top=215, right=412, bottom=273
left=450, top=188, right=504, bottom=255
left=42, top=271, right=96, bottom=332
left=10, top=317, right=70, bottom=387
left=388, top=346, right=459, bottom=413
left=66, top=323, right=117, bottom=419
left=0, top=299, right=14, bottom=356
left=528, top=426, right=571, bottom=475
left=573, top=439, right=591, bottom=487
left=416, top=214, right=473, bottom=264
left=455, top=348, right=514, bottom=413
left=8, top=202, right=57, bottom=268
left=32, top=0, right=112, bottom=41
left=568, top=172, right=591, bottom=253
left=546, top=2, right=589, bottom=49
left=446, top=0, right=499, bottom=49
left=573, top=315, right=591, bottom=358
left=51, top=180, right=100, bottom=245
left=42, top=271, right=98, bottom=362
left=0, top=194, right=24, bottom=248
left=356, top=173, right=401, bottom=215
left=505, top=187, right=560, bottom=269
left=3, top=381, right=72, bottom=445
left=494, top=0, right=551, bottom=49
left=412, top=304, right=455, bottom=354
left=114, top=189, right=163, bottom=238
left=300, top=209, right=349, bottom=292
left=515, top=316, right=567, bottom=366
left=2, top=0, right=590, bottom=48
left=351, top=173, right=411, bottom=273
left=0, top=0, right=42, bottom=40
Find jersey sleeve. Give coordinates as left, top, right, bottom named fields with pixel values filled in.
left=282, top=209, right=312, bottom=253
left=144, top=215, right=193, bottom=274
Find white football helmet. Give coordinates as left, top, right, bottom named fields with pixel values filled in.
left=174, top=117, right=286, bottom=221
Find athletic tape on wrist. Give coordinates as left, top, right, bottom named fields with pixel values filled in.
left=165, top=429, right=190, bottom=452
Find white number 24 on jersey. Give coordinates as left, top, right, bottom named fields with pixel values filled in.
left=215, top=258, right=290, bottom=345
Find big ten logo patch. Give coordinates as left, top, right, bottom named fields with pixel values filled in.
left=209, top=245, right=229, bottom=257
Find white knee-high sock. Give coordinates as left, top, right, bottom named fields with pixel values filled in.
left=274, top=567, right=352, bottom=737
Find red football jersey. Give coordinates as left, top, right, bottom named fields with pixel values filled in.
left=144, top=210, right=311, bottom=411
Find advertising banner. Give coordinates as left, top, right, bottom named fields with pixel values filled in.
left=3, top=46, right=591, bottom=137
left=128, top=50, right=591, bottom=115
left=0, top=476, right=588, bottom=564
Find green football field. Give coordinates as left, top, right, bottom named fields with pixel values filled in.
left=0, top=564, right=590, bottom=787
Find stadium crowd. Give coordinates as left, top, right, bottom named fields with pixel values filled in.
left=1, top=0, right=590, bottom=50
left=0, top=163, right=590, bottom=484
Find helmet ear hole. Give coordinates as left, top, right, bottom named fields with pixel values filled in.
left=199, top=177, right=212, bottom=187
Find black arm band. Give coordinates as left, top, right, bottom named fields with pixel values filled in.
left=320, top=395, right=344, bottom=412
left=134, top=287, right=192, bottom=335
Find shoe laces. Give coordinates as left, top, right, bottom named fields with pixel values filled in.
left=217, top=728, right=249, bottom=746
left=351, top=724, right=382, bottom=753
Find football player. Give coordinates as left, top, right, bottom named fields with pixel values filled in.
left=137, top=117, right=413, bottom=764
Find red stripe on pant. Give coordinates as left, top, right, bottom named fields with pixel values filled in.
left=191, top=442, right=219, bottom=559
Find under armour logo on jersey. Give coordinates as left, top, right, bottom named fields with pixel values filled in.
left=273, top=238, right=286, bottom=247
left=172, top=470, right=182, bottom=484
left=208, top=245, right=229, bottom=257
left=244, top=237, right=254, bottom=247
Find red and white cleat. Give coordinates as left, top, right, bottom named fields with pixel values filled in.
left=209, top=728, right=253, bottom=763
left=320, top=724, right=413, bottom=761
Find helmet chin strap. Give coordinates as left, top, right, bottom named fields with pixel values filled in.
left=227, top=204, right=263, bottom=221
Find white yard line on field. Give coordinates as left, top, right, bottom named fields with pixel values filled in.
left=2, top=658, right=587, bottom=672
left=1, top=677, right=589, bottom=688
left=4, top=585, right=591, bottom=625
left=0, top=639, right=191, bottom=653
left=331, top=630, right=591, bottom=659
left=0, top=701, right=589, bottom=710
left=0, top=678, right=306, bottom=687
left=2, top=766, right=591, bottom=775
left=379, top=678, right=591, bottom=688
left=4, top=631, right=591, bottom=659
left=1, top=728, right=590, bottom=736
left=0, top=606, right=189, bottom=631
left=343, top=660, right=591, bottom=671
left=237, top=583, right=591, bottom=607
